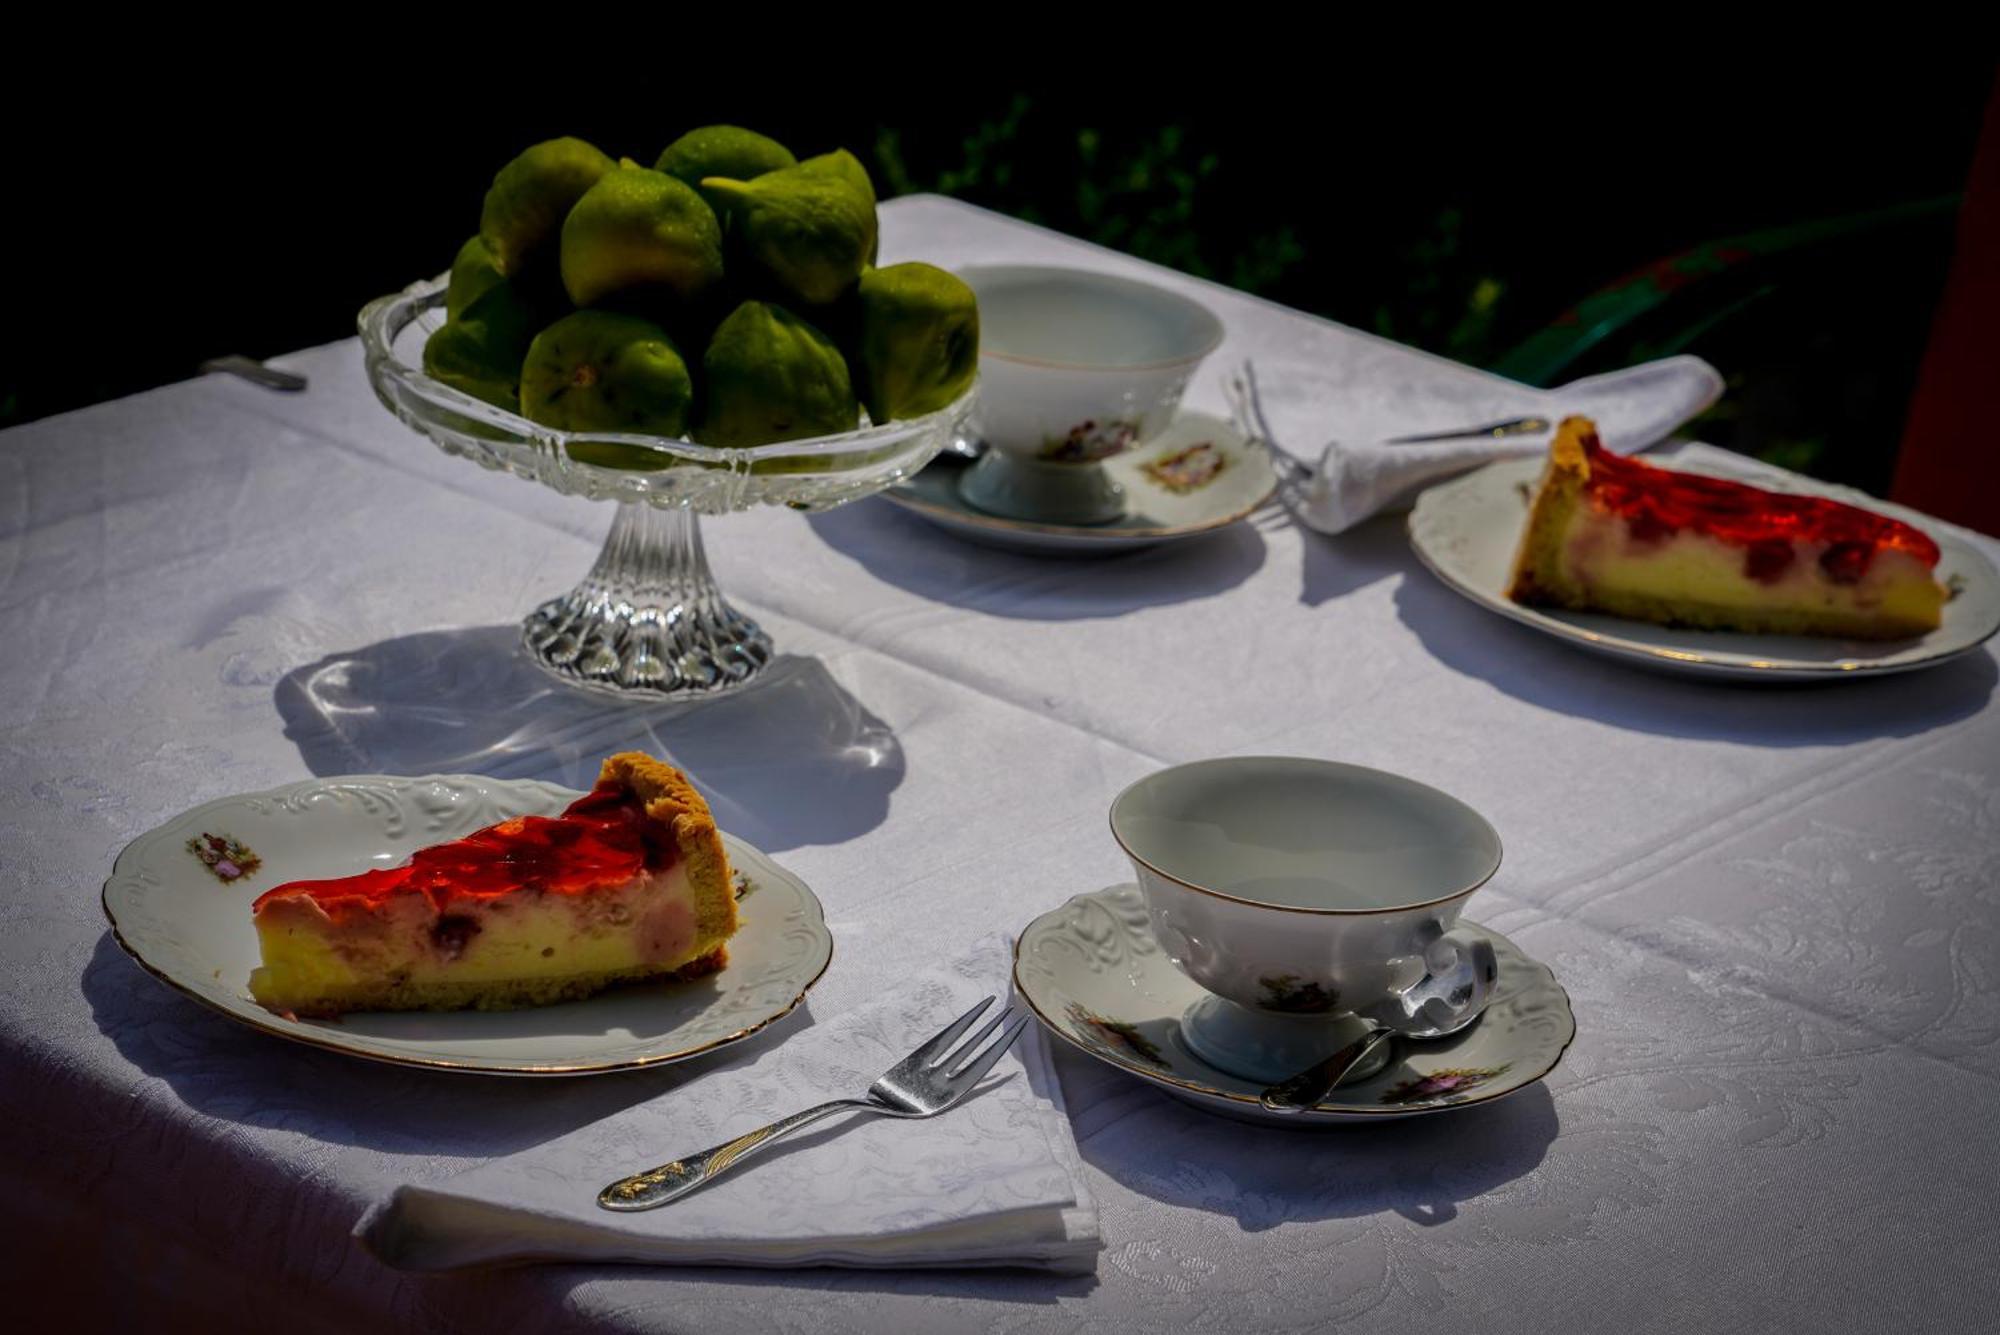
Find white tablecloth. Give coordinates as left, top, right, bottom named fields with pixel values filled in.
left=5, top=196, right=1998, bottom=1333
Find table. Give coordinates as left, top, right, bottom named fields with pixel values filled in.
left=6, top=196, right=1998, bottom=1333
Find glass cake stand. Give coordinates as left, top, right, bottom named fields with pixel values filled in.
left=359, top=279, right=971, bottom=701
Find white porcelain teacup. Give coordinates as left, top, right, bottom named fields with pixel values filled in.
left=954, top=265, right=1224, bottom=524
left=1109, top=757, right=1503, bottom=1083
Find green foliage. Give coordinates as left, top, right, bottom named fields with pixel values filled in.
left=872, top=102, right=1953, bottom=492
left=1371, top=208, right=1509, bottom=367
left=875, top=98, right=1305, bottom=302
left=876, top=95, right=1031, bottom=203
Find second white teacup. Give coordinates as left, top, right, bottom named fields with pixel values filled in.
left=955, top=265, right=1223, bottom=524
left=1110, top=756, right=1503, bottom=1083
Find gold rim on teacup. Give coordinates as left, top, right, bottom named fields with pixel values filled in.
left=962, top=264, right=1226, bottom=375
left=1106, top=756, right=1503, bottom=917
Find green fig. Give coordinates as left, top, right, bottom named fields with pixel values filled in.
left=795, top=150, right=879, bottom=265
left=559, top=165, right=725, bottom=311
left=422, top=323, right=515, bottom=412
left=701, top=155, right=877, bottom=306
left=852, top=263, right=979, bottom=421
left=793, top=148, right=876, bottom=208
left=656, top=126, right=796, bottom=206
left=518, top=310, right=695, bottom=459
left=421, top=280, right=541, bottom=411
left=696, top=300, right=857, bottom=448
left=479, top=137, right=616, bottom=277
left=445, top=235, right=505, bottom=321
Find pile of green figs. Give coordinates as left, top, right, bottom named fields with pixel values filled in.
left=422, top=128, right=979, bottom=460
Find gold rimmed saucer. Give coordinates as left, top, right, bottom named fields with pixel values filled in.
left=880, top=411, right=1276, bottom=555
left=1013, top=884, right=1574, bottom=1125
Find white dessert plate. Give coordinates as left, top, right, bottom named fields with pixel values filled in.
left=1013, top=884, right=1574, bottom=1125
left=878, top=411, right=1276, bottom=555
left=1409, top=452, right=2000, bottom=681
left=101, top=774, right=833, bottom=1076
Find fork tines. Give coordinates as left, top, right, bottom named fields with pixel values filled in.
left=899, top=995, right=1031, bottom=1086
left=947, top=1009, right=1033, bottom=1082
left=907, top=995, right=996, bottom=1068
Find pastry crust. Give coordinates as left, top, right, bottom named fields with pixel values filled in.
left=600, top=751, right=738, bottom=946
left=1505, top=416, right=1594, bottom=607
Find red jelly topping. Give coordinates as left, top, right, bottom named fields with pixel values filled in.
left=1582, top=436, right=1939, bottom=567
left=254, top=779, right=674, bottom=919
left=1742, top=538, right=1796, bottom=584
left=1819, top=541, right=1875, bottom=585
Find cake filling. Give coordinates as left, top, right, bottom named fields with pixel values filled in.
left=247, top=755, right=737, bottom=1016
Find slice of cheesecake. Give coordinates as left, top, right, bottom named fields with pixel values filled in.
left=1507, top=417, right=1945, bottom=639
left=249, top=753, right=737, bottom=1017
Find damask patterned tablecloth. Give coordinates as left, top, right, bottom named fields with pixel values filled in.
left=4, top=197, right=1997, bottom=1333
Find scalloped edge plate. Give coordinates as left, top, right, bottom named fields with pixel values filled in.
left=101, top=774, right=832, bottom=1076
left=1014, top=884, right=1574, bottom=1125
left=1409, top=453, right=2000, bottom=681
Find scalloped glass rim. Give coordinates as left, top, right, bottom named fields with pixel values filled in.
left=357, top=278, right=974, bottom=514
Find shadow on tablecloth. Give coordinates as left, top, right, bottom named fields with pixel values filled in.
left=1075, top=1064, right=1559, bottom=1231
left=802, top=497, right=1268, bottom=618
left=80, top=929, right=815, bottom=1156
left=1386, top=568, right=1998, bottom=744
left=272, top=627, right=902, bottom=851
left=514, top=1258, right=1098, bottom=1308
left=1296, top=514, right=1411, bottom=607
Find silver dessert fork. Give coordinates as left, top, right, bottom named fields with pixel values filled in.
left=1225, top=360, right=1550, bottom=499
left=598, top=996, right=1032, bottom=1211
left=1226, top=362, right=1313, bottom=496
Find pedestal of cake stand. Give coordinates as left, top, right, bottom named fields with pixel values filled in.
left=521, top=501, right=772, bottom=700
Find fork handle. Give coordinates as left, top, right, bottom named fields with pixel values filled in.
left=598, top=1099, right=883, bottom=1211
left=1385, top=415, right=1551, bottom=445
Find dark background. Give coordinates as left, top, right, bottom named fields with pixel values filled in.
left=6, top=54, right=1993, bottom=493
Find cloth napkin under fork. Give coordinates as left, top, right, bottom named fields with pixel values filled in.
left=356, top=934, right=1099, bottom=1274
left=1249, top=353, right=1725, bottom=534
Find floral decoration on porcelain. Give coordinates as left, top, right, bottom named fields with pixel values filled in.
left=1381, top=1064, right=1513, bottom=1105
left=1256, top=973, right=1341, bottom=1014
left=1041, top=419, right=1139, bottom=463
left=1066, top=1002, right=1167, bottom=1067
left=1141, top=441, right=1229, bottom=494
left=186, top=832, right=261, bottom=883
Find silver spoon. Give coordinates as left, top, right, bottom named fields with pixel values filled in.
left=1259, top=935, right=1499, bottom=1114
left=1259, top=1025, right=1400, bottom=1113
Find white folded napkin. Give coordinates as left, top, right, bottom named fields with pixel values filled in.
left=355, top=934, right=1099, bottom=1273
left=1255, top=354, right=1724, bottom=534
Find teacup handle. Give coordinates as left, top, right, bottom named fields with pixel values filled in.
left=1376, top=927, right=1499, bottom=1036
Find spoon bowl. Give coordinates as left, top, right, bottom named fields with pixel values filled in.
left=1259, top=937, right=1498, bottom=1114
